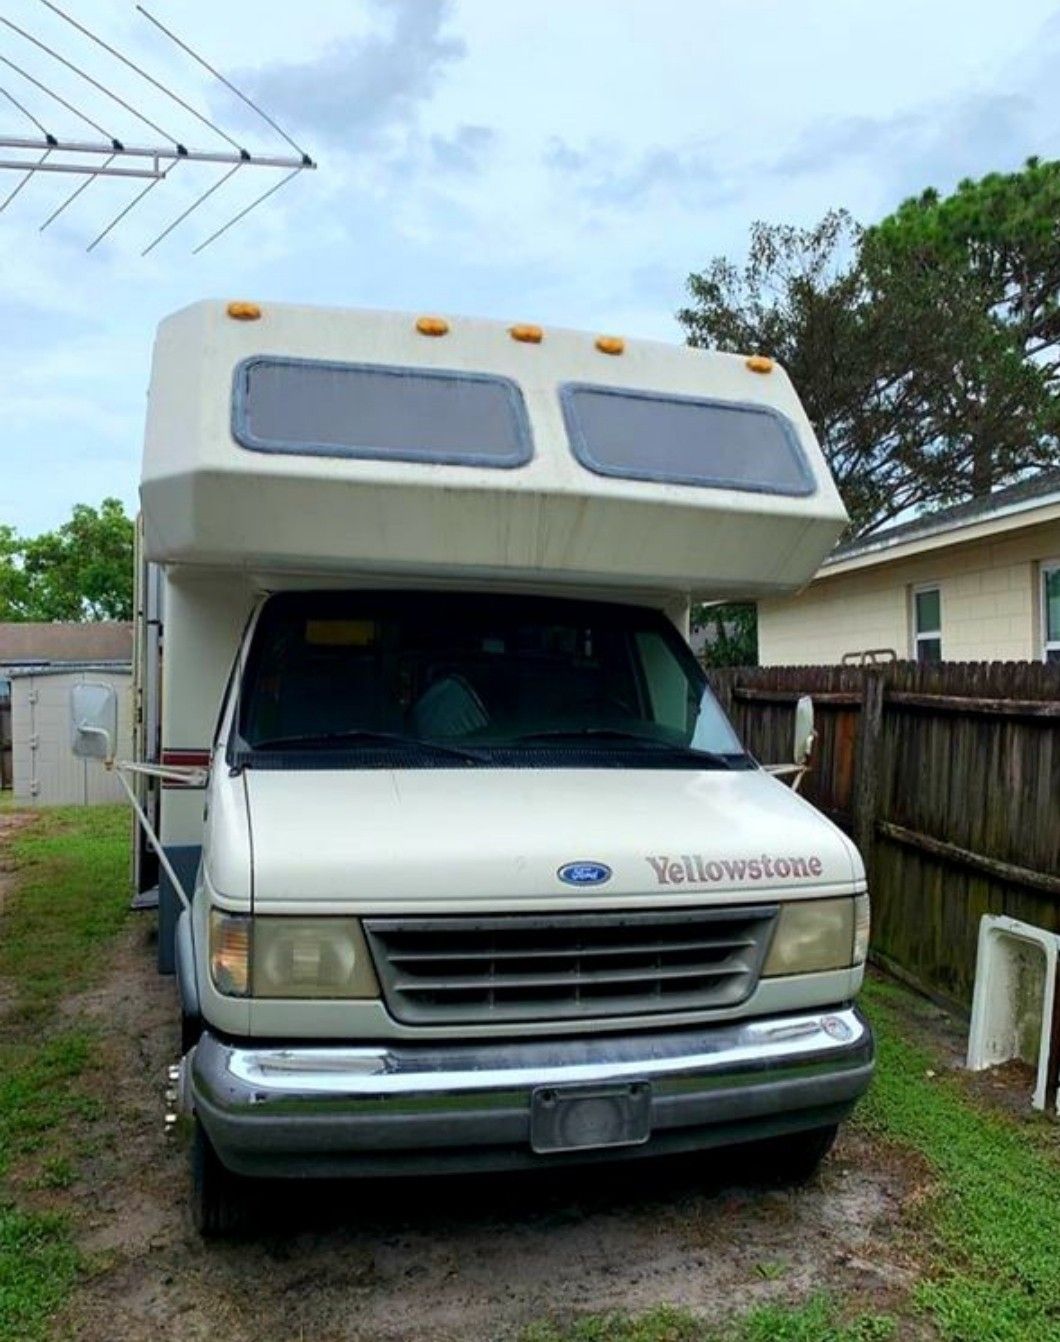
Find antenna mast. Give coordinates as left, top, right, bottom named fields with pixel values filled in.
left=0, top=2, right=316, bottom=252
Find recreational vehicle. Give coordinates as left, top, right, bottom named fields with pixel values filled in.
left=96, top=300, right=872, bottom=1233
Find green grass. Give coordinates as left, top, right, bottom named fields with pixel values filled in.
left=858, top=978, right=1060, bottom=1341
left=0, top=1033, right=95, bottom=1175
left=0, top=806, right=129, bottom=1341
left=0, top=807, right=129, bottom=1024
left=0, top=1208, right=79, bottom=1339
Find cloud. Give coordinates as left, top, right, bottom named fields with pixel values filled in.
left=544, top=136, right=736, bottom=209
left=541, top=6, right=1060, bottom=231
left=224, top=0, right=465, bottom=150
left=429, top=124, right=495, bottom=174
left=765, top=10, right=1060, bottom=208
left=768, top=92, right=1039, bottom=203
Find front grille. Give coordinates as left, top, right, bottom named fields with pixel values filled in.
left=363, top=906, right=778, bottom=1025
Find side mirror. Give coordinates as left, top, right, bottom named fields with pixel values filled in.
left=70, top=682, right=118, bottom=763
left=793, top=694, right=816, bottom=767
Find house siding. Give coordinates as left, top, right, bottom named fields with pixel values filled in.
left=758, top=519, right=1060, bottom=666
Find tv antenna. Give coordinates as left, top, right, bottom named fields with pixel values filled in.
left=0, top=2, right=316, bottom=253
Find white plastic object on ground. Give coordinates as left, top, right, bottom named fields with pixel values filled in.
left=966, top=914, right=1060, bottom=1112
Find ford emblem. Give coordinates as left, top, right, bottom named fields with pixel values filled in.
left=557, top=861, right=613, bottom=887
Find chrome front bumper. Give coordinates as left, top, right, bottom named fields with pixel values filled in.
left=187, top=1005, right=874, bottom=1178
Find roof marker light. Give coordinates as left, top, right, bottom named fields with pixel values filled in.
left=226, top=300, right=261, bottom=321
left=746, top=355, right=774, bottom=374
left=416, top=315, right=450, bottom=337
left=510, top=324, right=543, bottom=344
left=595, top=335, right=625, bottom=355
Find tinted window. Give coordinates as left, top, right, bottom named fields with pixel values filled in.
left=235, top=591, right=746, bottom=769
left=561, top=384, right=814, bottom=496
left=1043, top=565, right=1060, bottom=662
left=913, top=586, right=942, bottom=663
left=233, top=357, right=532, bottom=467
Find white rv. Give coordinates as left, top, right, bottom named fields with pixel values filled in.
left=122, top=300, right=871, bottom=1233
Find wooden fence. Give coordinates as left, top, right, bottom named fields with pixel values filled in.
left=706, top=661, right=1060, bottom=1009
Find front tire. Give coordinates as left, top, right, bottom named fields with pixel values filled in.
left=190, top=1120, right=246, bottom=1237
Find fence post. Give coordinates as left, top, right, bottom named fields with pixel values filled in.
left=853, top=667, right=885, bottom=877
left=711, top=668, right=735, bottom=719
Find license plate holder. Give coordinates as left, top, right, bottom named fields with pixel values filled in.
left=530, top=1081, right=652, bottom=1154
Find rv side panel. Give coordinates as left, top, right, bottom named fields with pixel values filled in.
left=156, top=571, right=254, bottom=972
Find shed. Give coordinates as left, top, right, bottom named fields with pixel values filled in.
left=10, top=664, right=133, bottom=805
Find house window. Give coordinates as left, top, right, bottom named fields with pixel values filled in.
left=1043, top=562, right=1060, bottom=664
left=912, top=585, right=942, bottom=662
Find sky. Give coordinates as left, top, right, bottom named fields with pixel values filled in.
left=2, top=0, right=1059, bottom=534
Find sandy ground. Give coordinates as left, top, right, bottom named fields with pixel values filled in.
left=36, top=913, right=933, bottom=1342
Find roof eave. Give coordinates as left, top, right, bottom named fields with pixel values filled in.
left=817, top=493, right=1060, bottom=580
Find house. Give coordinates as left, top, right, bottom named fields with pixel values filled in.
left=0, top=621, right=133, bottom=671
left=757, top=470, right=1060, bottom=666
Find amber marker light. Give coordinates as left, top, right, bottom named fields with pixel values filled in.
left=226, top=301, right=262, bottom=321
left=510, top=323, right=543, bottom=344
left=416, top=315, right=450, bottom=336
left=595, top=335, right=625, bottom=355
left=746, top=354, right=774, bottom=373
left=209, top=910, right=251, bottom=996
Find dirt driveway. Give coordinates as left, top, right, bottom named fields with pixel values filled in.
left=52, top=916, right=919, bottom=1342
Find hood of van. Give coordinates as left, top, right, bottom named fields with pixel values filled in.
left=241, top=767, right=863, bottom=912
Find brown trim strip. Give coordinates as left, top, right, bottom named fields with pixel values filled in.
left=161, top=748, right=209, bottom=789
left=729, top=686, right=1060, bottom=720
left=886, top=691, right=1060, bottom=720
left=731, top=688, right=861, bottom=706
left=877, top=820, right=1060, bottom=897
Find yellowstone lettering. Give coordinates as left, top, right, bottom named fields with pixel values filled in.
left=646, top=853, right=824, bottom=885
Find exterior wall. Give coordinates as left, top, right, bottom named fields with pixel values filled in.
left=158, top=570, right=256, bottom=847
left=758, top=519, right=1060, bottom=666
left=11, top=670, right=133, bottom=805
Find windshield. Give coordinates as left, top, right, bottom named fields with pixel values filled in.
left=232, top=591, right=748, bottom=769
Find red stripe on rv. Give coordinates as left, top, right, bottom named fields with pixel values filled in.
left=161, top=749, right=210, bottom=788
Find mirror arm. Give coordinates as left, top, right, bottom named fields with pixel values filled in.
left=76, top=740, right=203, bottom=910
left=111, top=764, right=193, bottom=915
left=119, top=760, right=209, bottom=787
left=764, top=756, right=812, bottom=793
left=75, top=722, right=114, bottom=764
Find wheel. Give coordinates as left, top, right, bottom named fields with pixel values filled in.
left=750, top=1123, right=838, bottom=1186
left=190, top=1119, right=246, bottom=1237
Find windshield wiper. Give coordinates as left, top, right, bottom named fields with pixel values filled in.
left=247, top=729, right=490, bottom=764
left=513, top=727, right=736, bottom=766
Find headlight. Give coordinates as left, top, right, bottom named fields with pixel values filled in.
left=208, top=911, right=379, bottom=999
left=762, top=896, right=866, bottom=976
left=253, top=917, right=378, bottom=999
